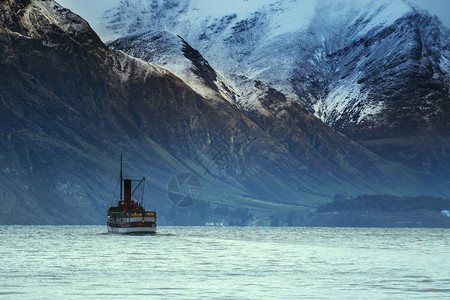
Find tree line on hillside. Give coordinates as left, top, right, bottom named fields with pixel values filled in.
left=316, top=194, right=450, bottom=213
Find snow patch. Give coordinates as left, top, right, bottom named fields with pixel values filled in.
left=112, top=50, right=168, bottom=83
left=36, top=1, right=91, bottom=34
left=315, top=76, right=384, bottom=126
left=266, top=0, right=317, bottom=37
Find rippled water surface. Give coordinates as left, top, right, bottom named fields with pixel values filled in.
left=1, top=226, right=449, bottom=299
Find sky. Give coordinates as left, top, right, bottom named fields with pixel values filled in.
left=408, top=0, right=450, bottom=28
left=57, top=0, right=450, bottom=29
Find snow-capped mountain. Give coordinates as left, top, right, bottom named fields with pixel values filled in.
left=85, top=0, right=448, bottom=110
left=59, top=0, right=450, bottom=179
left=4, top=0, right=449, bottom=224
left=108, top=31, right=241, bottom=105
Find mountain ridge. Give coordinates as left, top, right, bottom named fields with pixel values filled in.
left=1, top=0, right=449, bottom=224
left=89, top=0, right=450, bottom=180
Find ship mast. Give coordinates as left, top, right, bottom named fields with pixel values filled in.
left=120, top=154, right=123, bottom=201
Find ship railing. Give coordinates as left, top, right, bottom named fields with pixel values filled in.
left=109, top=211, right=156, bottom=218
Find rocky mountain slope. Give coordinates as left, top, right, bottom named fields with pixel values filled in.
left=74, top=0, right=450, bottom=181
left=1, top=0, right=449, bottom=224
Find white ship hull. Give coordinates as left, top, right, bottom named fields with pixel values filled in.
left=107, top=214, right=157, bottom=234
left=107, top=225, right=156, bottom=234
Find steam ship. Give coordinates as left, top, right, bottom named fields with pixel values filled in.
left=106, top=155, right=157, bottom=234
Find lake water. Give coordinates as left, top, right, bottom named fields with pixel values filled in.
left=1, top=226, right=449, bottom=299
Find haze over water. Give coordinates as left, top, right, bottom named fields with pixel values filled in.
left=1, top=226, right=449, bottom=299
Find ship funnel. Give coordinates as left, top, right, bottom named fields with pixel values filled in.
left=123, top=179, right=131, bottom=211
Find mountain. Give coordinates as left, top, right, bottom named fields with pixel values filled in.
left=78, top=0, right=450, bottom=181
left=1, top=0, right=449, bottom=224
left=0, top=0, right=183, bottom=223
